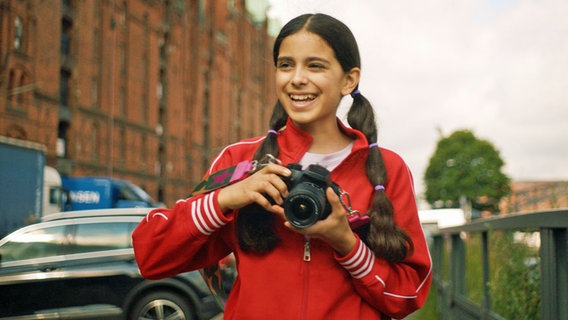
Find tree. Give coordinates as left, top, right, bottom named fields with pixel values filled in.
left=424, top=129, right=511, bottom=214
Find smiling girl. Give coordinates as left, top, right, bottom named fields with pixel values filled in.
left=133, top=13, right=432, bottom=319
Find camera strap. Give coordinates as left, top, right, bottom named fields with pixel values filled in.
left=337, top=189, right=371, bottom=230
left=191, top=154, right=281, bottom=196
left=191, top=160, right=254, bottom=196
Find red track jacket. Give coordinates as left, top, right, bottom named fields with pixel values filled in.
left=132, top=119, right=432, bottom=319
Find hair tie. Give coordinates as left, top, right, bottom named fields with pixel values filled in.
left=374, top=185, right=385, bottom=191
left=368, top=142, right=378, bottom=149
left=350, top=89, right=361, bottom=98
left=268, top=130, right=278, bottom=135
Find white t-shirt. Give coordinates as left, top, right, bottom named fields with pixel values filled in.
left=298, top=142, right=354, bottom=172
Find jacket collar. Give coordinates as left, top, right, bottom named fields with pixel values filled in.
left=277, top=118, right=370, bottom=164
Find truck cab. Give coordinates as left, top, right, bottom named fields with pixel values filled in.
left=43, top=166, right=63, bottom=215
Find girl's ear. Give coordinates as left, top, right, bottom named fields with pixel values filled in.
left=341, top=67, right=361, bottom=96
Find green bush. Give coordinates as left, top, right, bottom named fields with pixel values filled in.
left=489, top=230, right=541, bottom=319
left=425, top=230, right=541, bottom=320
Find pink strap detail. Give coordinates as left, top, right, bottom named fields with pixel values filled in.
left=230, top=161, right=253, bottom=183
left=348, top=214, right=370, bottom=230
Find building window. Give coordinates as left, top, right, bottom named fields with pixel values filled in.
left=58, top=121, right=70, bottom=157
left=60, top=70, right=71, bottom=107
left=6, top=68, right=31, bottom=106
left=91, top=78, right=98, bottom=107
left=119, top=86, right=126, bottom=116
left=61, top=19, right=72, bottom=55
left=8, top=69, right=16, bottom=102
left=14, top=17, right=23, bottom=50
left=121, top=2, right=128, bottom=29
left=17, top=73, right=26, bottom=105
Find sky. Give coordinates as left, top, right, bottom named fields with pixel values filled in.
left=266, top=0, right=568, bottom=199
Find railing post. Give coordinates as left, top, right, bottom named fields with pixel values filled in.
left=451, top=233, right=466, bottom=293
left=450, top=233, right=466, bottom=319
left=432, top=234, right=449, bottom=320
left=481, top=231, right=491, bottom=319
left=540, top=228, right=568, bottom=320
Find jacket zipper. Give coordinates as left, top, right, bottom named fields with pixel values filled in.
left=300, top=237, right=311, bottom=320
left=303, top=237, right=311, bottom=261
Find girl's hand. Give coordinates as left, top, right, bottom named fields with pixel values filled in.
left=282, top=187, right=357, bottom=256
left=217, top=163, right=291, bottom=214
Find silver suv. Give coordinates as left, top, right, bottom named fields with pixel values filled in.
left=0, top=208, right=222, bottom=320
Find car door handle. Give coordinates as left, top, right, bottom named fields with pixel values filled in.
left=40, top=266, right=58, bottom=272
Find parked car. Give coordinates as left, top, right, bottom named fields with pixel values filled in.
left=0, top=208, right=223, bottom=320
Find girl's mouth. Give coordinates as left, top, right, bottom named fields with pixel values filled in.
left=290, top=94, right=316, bottom=105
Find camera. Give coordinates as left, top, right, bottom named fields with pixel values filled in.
left=281, top=163, right=341, bottom=229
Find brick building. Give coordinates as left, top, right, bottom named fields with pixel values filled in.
left=499, top=181, right=568, bottom=214
left=1, top=0, right=276, bottom=206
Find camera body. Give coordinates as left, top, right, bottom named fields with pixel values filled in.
left=281, top=163, right=341, bottom=229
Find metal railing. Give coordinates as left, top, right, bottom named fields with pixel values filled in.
left=430, top=209, right=568, bottom=320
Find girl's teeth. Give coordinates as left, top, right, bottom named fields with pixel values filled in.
left=291, top=94, right=315, bottom=101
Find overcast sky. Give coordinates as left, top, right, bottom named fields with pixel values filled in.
left=266, top=0, right=568, bottom=198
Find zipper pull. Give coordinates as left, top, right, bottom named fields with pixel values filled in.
left=303, top=239, right=311, bottom=262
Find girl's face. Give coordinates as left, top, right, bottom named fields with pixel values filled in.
left=275, top=30, right=359, bottom=133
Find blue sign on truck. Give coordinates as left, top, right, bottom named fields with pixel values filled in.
left=61, top=176, right=161, bottom=211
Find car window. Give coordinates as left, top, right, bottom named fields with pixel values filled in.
left=0, top=225, right=67, bottom=262
left=67, top=222, right=132, bottom=254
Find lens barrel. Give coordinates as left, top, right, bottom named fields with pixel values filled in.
left=284, top=182, right=327, bottom=228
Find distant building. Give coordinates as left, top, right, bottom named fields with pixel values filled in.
left=419, top=208, right=466, bottom=230
left=499, top=181, right=568, bottom=214
left=418, top=208, right=466, bottom=243
left=1, top=0, right=275, bottom=206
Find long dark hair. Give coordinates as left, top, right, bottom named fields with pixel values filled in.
left=237, top=13, right=413, bottom=262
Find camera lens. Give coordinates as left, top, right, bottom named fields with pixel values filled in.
left=284, top=182, right=326, bottom=228
left=288, top=197, right=316, bottom=220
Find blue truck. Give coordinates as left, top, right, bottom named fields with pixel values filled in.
left=1, top=136, right=162, bottom=237
left=61, top=176, right=162, bottom=211
left=0, top=136, right=62, bottom=237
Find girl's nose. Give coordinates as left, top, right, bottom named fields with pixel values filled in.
left=291, top=68, right=308, bottom=86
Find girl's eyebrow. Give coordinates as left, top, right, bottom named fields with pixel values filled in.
left=276, top=56, right=293, bottom=62
left=306, top=56, right=331, bottom=65
left=276, top=56, right=331, bottom=64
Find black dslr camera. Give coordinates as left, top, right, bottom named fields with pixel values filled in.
left=281, top=163, right=341, bottom=229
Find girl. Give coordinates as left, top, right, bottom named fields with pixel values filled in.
left=133, top=13, right=431, bottom=320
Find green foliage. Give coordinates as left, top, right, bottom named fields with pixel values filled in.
left=489, top=231, right=541, bottom=319
left=424, top=129, right=511, bottom=213
left=425, top=230, right=541, bottom=320
left=464, top=233, right=484, bottom=304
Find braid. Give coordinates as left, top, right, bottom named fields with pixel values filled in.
left=348, top=94, right=414, bottom=262
left=253, top=101, right=287, bottom=162
left=237, top=101, right=288, bottom=253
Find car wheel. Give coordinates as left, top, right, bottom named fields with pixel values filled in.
left=129, top=291, right=194, bottom=320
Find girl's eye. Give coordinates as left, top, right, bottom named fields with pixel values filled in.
left=277, top=61, right=293, bottom=69
left=308, top=63, right=326, bottom=70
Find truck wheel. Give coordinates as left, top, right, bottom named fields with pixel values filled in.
left=129, top=291, right=194, bottom=320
